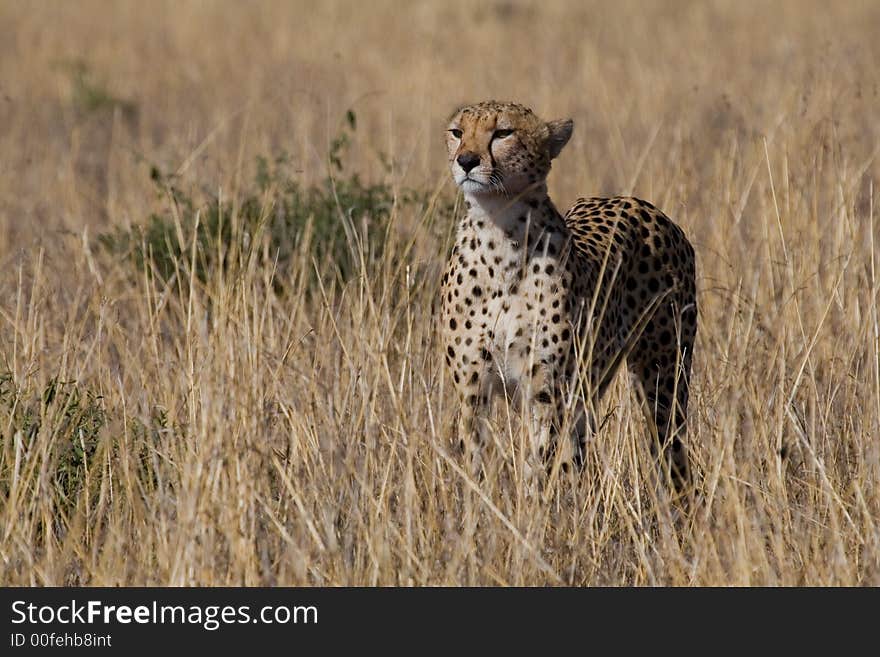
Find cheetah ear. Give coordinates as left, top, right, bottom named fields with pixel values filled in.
left=546, top=119, right=573, bottom=159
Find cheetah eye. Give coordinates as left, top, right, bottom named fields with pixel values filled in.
left=493, top=129, right=514, bottom=139
left=449, top=128, right=463, bottom=139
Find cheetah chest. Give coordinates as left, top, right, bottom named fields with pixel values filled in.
left=442, top=227, right=574, bottom=400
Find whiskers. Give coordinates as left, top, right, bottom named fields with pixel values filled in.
left=457, top=170, right=509, bottom=197
left=488, top=171, right=508, bottom=196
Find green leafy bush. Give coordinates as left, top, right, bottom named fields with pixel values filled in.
left=97, top=110, right=445, bottom=288
left=0, top=374, right=106, bottom=508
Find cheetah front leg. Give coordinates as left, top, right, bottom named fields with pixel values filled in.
left=526, top=367, right=583, bottom=478
left=455, top=392, right=493, bottom=476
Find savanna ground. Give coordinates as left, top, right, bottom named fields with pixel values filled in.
left=1, top=0, right=879, bottom=586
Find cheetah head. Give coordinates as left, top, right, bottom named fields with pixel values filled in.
left=446, top=101, right=573, bottom=198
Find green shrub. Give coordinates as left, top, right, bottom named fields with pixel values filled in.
left=0, top=374, right=106, bottom=509
left=97, top=110, right=447, bottom=289
left=57, top=58, right=137, bottom=119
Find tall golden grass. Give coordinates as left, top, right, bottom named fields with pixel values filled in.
left=1, top=0, right=879, bottom=585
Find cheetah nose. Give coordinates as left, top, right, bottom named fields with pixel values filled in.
left=456, top=152, right=481, bottom=173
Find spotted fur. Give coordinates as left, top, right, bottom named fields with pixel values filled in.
left=440, top=101, right=697, bottom=490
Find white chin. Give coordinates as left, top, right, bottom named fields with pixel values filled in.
left=458, top=179, right=493, bottom=195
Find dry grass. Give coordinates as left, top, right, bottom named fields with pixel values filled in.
left=1, top=0, right=880, bottom=585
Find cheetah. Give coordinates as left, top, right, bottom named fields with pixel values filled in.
left=439, top=101, right=697, bottom=490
